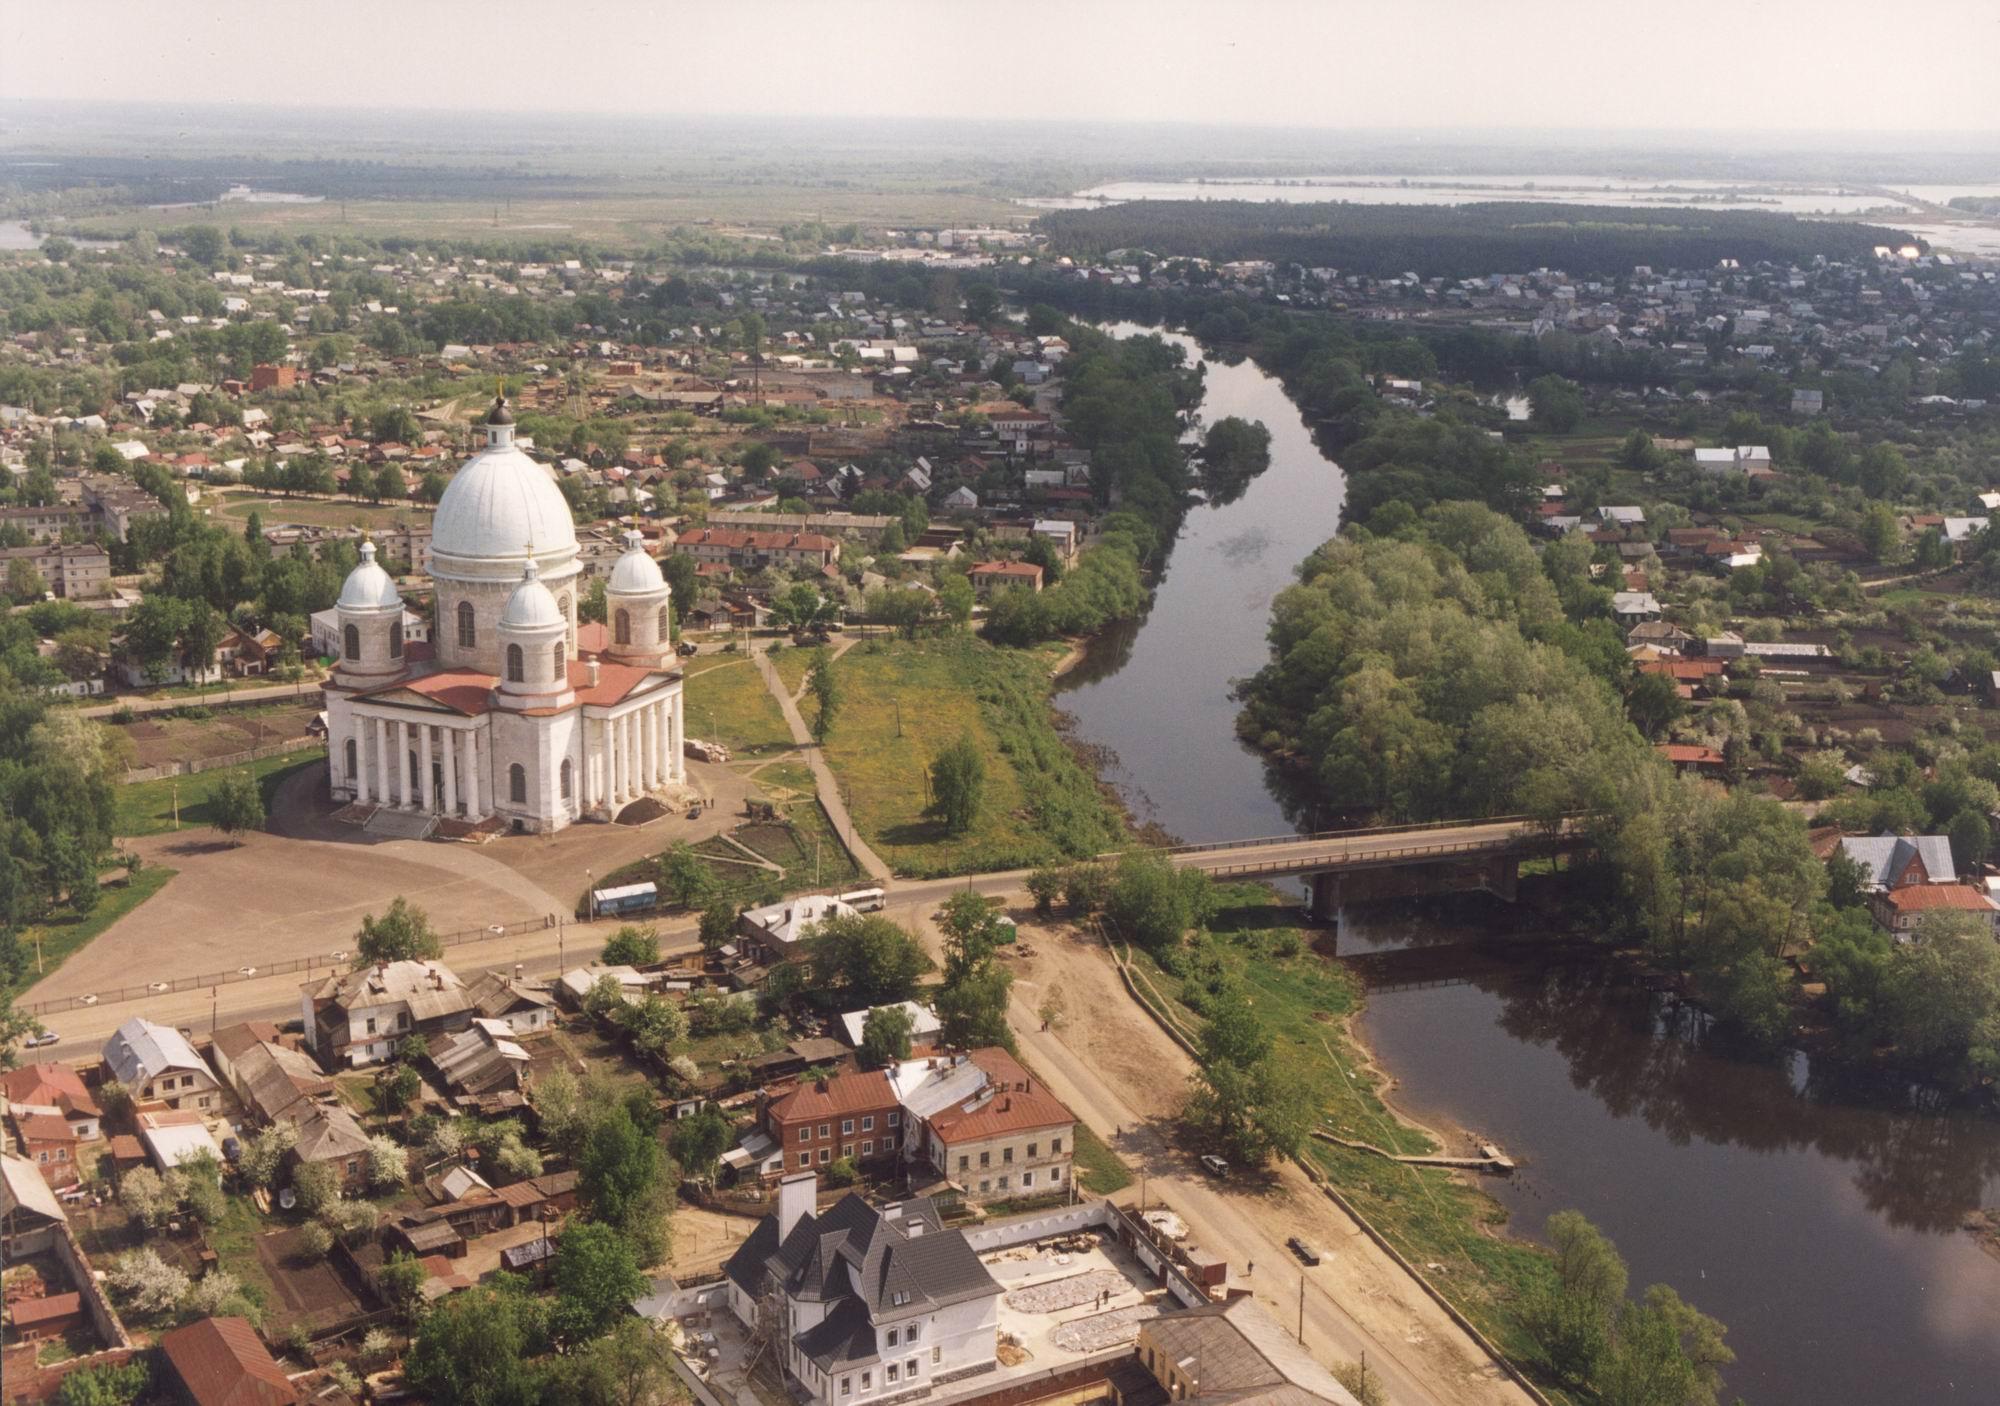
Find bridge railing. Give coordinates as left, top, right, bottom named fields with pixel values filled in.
left=1162, top=812, right=1580, bottom=858
left=1192, top=832, right=1573, bottom=879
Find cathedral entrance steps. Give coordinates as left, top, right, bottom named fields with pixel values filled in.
left=364, top=807, right=439, bottom=841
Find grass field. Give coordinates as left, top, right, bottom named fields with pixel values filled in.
left=114, top=749, right=322, bottom=838
left=213, top=491, right=436, bottom=532
left=596, top=797, right=861, bottom=914
left=1069, top=1121, right=1133, bottom=1196
left=682, top=655, right=794, bottom=757
left=1130, top=885, right=1556, bottom=1368
left=15, top=866, right=177, bottom=998
left=54, top=187, right=1033, bottom=250
left=809, top=635, right=1121, bottom=878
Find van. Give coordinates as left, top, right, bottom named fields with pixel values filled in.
left=1199, top=1154, right=1229, bottom=1177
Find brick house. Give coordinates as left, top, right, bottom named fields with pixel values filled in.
left=762, top=1068, right=904, bottom=1178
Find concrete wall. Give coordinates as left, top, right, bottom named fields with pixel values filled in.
left=963, top=1201, right=1110, bottom=1253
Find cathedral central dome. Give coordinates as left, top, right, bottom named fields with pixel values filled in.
left=429, top=397, right=578, bottom=577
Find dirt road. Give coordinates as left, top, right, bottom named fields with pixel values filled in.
left=999, top=918, right=1535, bottom=1406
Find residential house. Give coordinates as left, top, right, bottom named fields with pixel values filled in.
left=722, top=1173, right=1003, bottom=1406
left=897, top=1048, right=1075, bottom=1204
left=837, top=1002, right=943, bottom=1050
left=1123, top=1297, right=1364, bottom=1406
left=12, top=1112, right=81, bottom=1189
left=428, top=1018, right=532, bottom=1107
left=0, top=1063, right=103, bottom=1142
left=103, top=1017, right=221, bottom=1111
left=761, top=1068, right=904, bottom=1178
left=1655, top=743, right=1726, bottom=774
left=1611, top=591, right=1662, bottom=625
left=966, top=561, right=1044, bottom=598
left=158, top=1315, right=300, bottom=1406
left=1839, top=834, right=1958, bottom=891
left=300, top=960, right=472, bottom=1068
left=136, top=1108, right=226, bottom=1172
left=1031, top=520, right=1079, bottom=565
left=462, top=970, right=556, bottom=1036
left=737, top=894, right=858, bottom=967
left=1, top=1152, right=68, bottom=1257
left=1872, top=883, right=2000, bottom=937
left=0, top=543, right=111, bottom=599
left=209, top=1023, right=332, bottom=1124
left=673, top=527, right=842, bottom=571
left=288, top=1103, right=375, bottom=1194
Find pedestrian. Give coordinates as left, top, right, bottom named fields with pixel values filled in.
left=1248, top=1260, right=1254, bottom=1275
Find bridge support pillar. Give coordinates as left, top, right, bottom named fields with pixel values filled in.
left=1307, top=872, right=1341, bottom=926
left=1479, top=857, right=1519, bottom=902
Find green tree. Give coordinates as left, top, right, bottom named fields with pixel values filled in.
left=667, top=1105, right=732, bottom=1183
left=1883, top=911, right=2000, bottom=1079
left=1105, top=852, right=1215, bottom=952
left=615, top=994, right=689, bottom=1057
left=804, top=913, right=931, bottom=1009
left=1625, top=672, right=1685, bottom=739
left=551, top=1221, right=648, bottom=1345
left=1520, top=1210, right=1628, bottom=1387
left=355, top=896, right=442, bottom=964
left=1857, top=503, right=1900, bottom=561
left=577, top=1092, right=673, bottom=1265
left=657, top=843, right=718, bottom=910
left=5, top=558, right=47, bottom=604
left=806, top=647, right=841, bottom=741
left=554, top=1315, right=681, bottom=1406
left=601, top=925, right=661, bottom=967
left=1527, top=374, right=1586, bottom=433
left=699, top=899, right=738, bottom=955
left=927, top=733, right=986, bottom=835
left=859, top=1003, right=916, bottom=1066
left=377, top=1252, right=429, bottom=1321
left=209, top=769, right=265, bottom=845
left=406, top=1275, right=549, bottom=1406
left=56, top=1358, right=150, bottom=1406
left=965, top=284, right=1002, bottom=323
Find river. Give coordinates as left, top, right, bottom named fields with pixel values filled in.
left=1055, top=324, right=2000, bottom=1404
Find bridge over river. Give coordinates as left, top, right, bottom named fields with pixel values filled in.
left=1160, top=815, right=1588, bottom=921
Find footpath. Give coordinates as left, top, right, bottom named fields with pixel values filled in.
left=751, top=644, right=892, bottom=884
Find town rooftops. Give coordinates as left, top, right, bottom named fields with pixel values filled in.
left=1880, top=886, right=1998, bottom=915
left=1142, top=1297, right=1363, bottom=1406
left=740, top=893, right=856, bottom=948
left=158, top=1315, right=300, bottom=1406
left=837, top=1001, right=943, bottom=1049
left=0, top=1063, right=100, bottom=1120
left=306, top=959, right=468, bottom=1021
left=103, top=1016, right=207, bottom=1086
left=1839, top=833, right=1957, bottom=890
left=0, top=1151, right=66, bottom=1224
left=767, top=1067, right=896, bottom=1122
left=676, top=527, right=839, bottom=553
left=290, top=1103, right=371, bottom=1165
left=924, top=1047, right=1074, bottom=1143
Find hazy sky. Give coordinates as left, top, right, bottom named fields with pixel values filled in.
left=4, top=0, right=1996, bottom=133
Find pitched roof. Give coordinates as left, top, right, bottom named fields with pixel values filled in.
left=103, top=1017, right=207, bottom=1085
left=1840, top=833, right=1957, bottom=889
left=290, top=1104, right=372, bottom=1165
left=0, top=1151, right=66, bottom=1224
left=1143, top=1298, right=1362, bottom=1406
left=158, top=1316, right=300, bottom=1406
left=767, top=1068, right=897, bottom=1123
left=306, top=960, right=467, bottom=1018
left=1881, top=885, right=1996, bottom=914
left=924, top=1047, right=1074, bottom=1144
left=0, top=1063, right=100, bottom=1119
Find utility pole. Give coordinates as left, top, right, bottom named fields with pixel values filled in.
left=1296, top=1276, right=1305, bottom=1345
left=172, top=776, right=180, bottom=831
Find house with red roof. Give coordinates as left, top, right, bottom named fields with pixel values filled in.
left=158, top=1316, right=299, bottom=1406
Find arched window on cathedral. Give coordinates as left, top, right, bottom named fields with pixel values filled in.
left=343, top=623, right=360, bottom=661
left=344, top=737, right=357, bottom=781
left=614, top=608, right=631, bottom=646
left=558, top=594, right=572, bottom=650
left=552, top=641, right=565, bottom=677
left=509, top=763, right=527, bottom=804
left=506, top=643, right=524, bottom=683
left=389, top=622, right=403, bottom=658
left=457, top=600, right=476, bottom=649
left=560, top=757, right=573, bottom=800
left=658, top=604, right=670, bottom=643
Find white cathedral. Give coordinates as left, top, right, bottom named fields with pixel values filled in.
left=324, top=395, right=686, bottom=833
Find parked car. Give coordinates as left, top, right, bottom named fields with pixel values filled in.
left=27, top=1030, right=60, bottom=1048
left=1287, top=1236, right=1323, bottom=1266
left=676, top=640, right=699, bottom=656
left=1199, top=1154, right=1229, bottom=1177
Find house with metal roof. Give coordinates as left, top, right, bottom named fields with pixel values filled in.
left=1124, top=1296, right=1363, bottom=1406
left=300, top=959, right=471, bottom=1067
left=103, top=1017, right=221, bottom=1111
left=1838, top=833, right=1957, bottom=891
left=157, top=1315, right=299, bottom=1406
left=1, top=1150, right=68, bottom=1256
left=723, top=1172, right=1002, bottom=1406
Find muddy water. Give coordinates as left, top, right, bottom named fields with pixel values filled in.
left=1057, top=325, right=2000, bottom=1404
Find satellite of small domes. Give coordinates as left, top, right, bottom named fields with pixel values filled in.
left=323, top=395, right=685, bottom=833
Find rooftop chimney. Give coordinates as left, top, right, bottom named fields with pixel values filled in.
left=778, top=1171, right=816, bottom=1240
left=587, top=659, right=600, bottom=687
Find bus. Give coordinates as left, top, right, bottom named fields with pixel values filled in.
left=591, top=881, right=659, bottom=918
left=837, top=887, right=887, bottom=913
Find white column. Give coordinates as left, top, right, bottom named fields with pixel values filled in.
left=463, top=729, right=482, bottom=820
left=629, top=713, right=642, bottom=799
left=581, top=720, right=595, bottom=811
left=373, top=716, right=388, bottom=805
left=641, top=705, right=656, bottom=792
left=616, top=713, right=630, bottom=802
left=418, top=724, right=434, bottom=812
left=655, top=701, right=669, bottom=786
left=670, top=694, right=683, bottom=782
left=442, top=725, right=459, bottom=816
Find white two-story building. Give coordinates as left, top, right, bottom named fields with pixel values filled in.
left=724, top=1173, right=1002, bottom=1406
